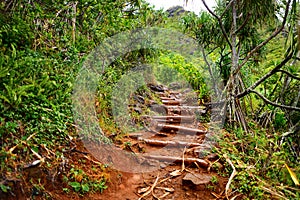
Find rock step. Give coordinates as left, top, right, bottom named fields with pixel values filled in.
left=138, top=138, right=201, bottom=148
left=165, top=106, right=206, bottom=115
left=150, top=115, right=195, bottom=123
left=142, top=155, right=209, bottom=168
left=154, top=119, right=192, bottom=124
left=165, top=105, right=206, bottom=110
left=162, top=99, right=182, bottom=105
left=160, top=96, right=177, bottom=100
left=156, top=124, right=207, bottom=135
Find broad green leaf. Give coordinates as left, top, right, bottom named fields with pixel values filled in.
left=69, top=182, right=81, bottom=192
left=81, top=184, right=90, bottom=192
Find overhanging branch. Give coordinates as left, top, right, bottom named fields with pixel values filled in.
left=202, top=0, right=232, bottom=49
left=249, top=89, right=300, bottom=111
left=234, top=12, right=251, bottom=35
left=236, top=52, right=293, bottom=99
left=277, top=69, right=300, bottom=81
left=233, top=0, right=292, bottom=75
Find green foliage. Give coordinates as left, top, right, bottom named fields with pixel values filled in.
left=154, top=52, right=209, bottom=99
left=0, top=49, right=75, bottom=148
left=0, top=0, right=162, bottom=197
left=0, top=0, right=299, bottom=199
left=67, top=167, right=107, bottom=194
left=182, top=12, right=218, bottom=48
left=0, top=184, right=10, bottom=193
left=0, top=15, right=34, bottom=50
left=217, top=124, right=300, bottom=199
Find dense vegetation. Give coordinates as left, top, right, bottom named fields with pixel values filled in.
left=0, top=0, right=299, bottom=199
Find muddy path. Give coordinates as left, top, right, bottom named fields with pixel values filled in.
left=96, top=84, right=228, bottom=200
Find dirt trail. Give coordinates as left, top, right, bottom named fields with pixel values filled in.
left=2, top=85, right=228, bottom=200
left=100, top=85, right=227, bottom=200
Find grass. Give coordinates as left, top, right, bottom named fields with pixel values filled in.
left=215, top=122, right=300, bottom=199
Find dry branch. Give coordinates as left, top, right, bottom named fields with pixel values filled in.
left=224, top=154, right=237, bottom=199
left=138, top=174, right=160, bottom=200
left=138, top=138, right=201, bottom=148
left=249, top=90, right=300, bottom=111
left=236, top=52, right=294, bottom=99
left=143, top=155, right=209, bottom=168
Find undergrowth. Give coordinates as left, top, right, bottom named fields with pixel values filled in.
left=0, top=0, right=163, bottom=198
left=216, top=122, right=300, bottom=199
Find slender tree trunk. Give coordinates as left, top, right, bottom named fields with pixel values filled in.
left=72, top=2, right=77, bottom=44
left=224, top=0, right=248, bottom=131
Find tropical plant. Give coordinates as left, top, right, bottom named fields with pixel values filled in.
left=183, top=0, right=300, bottom=132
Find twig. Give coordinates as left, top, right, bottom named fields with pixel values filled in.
left=83, top=155, right=103, bottom=166
left=277, top=69, right=300, bottom=81
left=138, top=174, right=160, bottom=200
left=233, top=0, right=292, bottom=75
left=230, top=194, right=242, bottom=200
left=201, top=0, right=232, bottom=49
left=181, top=147, right=186, bottom=172
left=224, top=154, right=237, bottom=199
left=8, top=132, right=37, bottom=154
left=26, top=132, right=37, bottom=141
left=30, top=147, right=43, bottom=161
left=236, top=52, right=293, bottom=99
left=249, top=89, right=300, bottom=111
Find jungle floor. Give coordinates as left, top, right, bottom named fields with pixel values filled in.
left=3, top=84, right=230, bottom=200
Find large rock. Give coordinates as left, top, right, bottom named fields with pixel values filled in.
left=166, top=6, right=189, bottom=17
left=182, top=173, right=212, bottom=190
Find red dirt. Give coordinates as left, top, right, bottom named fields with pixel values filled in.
left=1, top=85, right=229, bottom=200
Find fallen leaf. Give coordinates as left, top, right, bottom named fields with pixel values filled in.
left=159, top=192, right=170, bottom=198
left=156, top=187, right=175, bottom=193
left=170, top=170, right=182, bottom=177
left=285, top=163, right=299, bottom=186
left=138, top=186, right=150, bottom=194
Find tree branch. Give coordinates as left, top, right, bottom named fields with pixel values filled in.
left=236, top=52, right=293, bottom=99
left=233, top=0, right=292, bottom=75
left=249, top=89, right=300, bottom=111
left=234, top=12, right=251, bottom=35
left=202, top=0, right=232, bottom=49
left=200, top=45, right=219, bottom=95
left=220, top=0, right=235, bottom=18
left=277, top=69, right=300, bottom=81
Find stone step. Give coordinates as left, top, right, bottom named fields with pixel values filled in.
left=161, top=100, right=182, bottom=105
left=156, top=124, right=207, bottom=135
left=151, top=115, right=195, bottom=123
left=165, top=105, right=206, bottom=110
left=160, top=96, right=177, bottom=100
left=138, top=138, right=201, bottom=148
left=142, top=155, right=209, bottom=168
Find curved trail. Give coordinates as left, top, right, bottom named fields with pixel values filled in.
left=101, top=85, right=227, bottom=200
